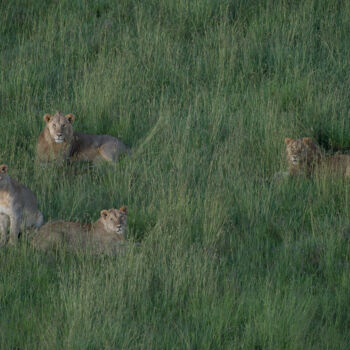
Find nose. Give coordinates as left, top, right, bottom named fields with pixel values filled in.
left=57, top=132, right=63, bottom=137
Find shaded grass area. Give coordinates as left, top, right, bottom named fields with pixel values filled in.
left=1, top=0, right=350, bottom=348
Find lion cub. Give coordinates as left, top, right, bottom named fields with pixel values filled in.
left=36, top=111, right=130, bottom=163
left=0, top=164, right=44, bottom=246
left=285, top=137, right=350, bottom=177
left=33, top=206, right=128, bottom=254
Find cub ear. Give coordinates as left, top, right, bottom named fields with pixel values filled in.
left=284, top=138, right=293, bottom=145
left=65, top=114, right=75, bottom=124
left=302, top=137, right=313, bottom=145
left=101, top=210, right=109, bottom=219
left=0, top=164, right=8, bottom=173
left=43, top=114, right=53, bottom=123
left=120, top=205, right=128, bottom=215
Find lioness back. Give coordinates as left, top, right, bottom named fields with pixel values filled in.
left=322, top=154, right=350, bottom=176
left=33, top=221, right=87, bottom=251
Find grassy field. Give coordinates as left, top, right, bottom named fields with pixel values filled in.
left=1, top=0, right=350, bottom=348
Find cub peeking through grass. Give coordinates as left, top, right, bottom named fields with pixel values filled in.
left=284, top=137, right=350, bottom=177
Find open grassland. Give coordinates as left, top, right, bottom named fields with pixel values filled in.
left=2, top=0, right=350, bottom=348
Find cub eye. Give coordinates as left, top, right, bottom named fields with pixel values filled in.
left=53, top=124, right=56, bottom=128
left=62, top=124, right=65, bottom=128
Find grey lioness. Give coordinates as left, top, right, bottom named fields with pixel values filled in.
left=0, top=164, right=44, bottom=245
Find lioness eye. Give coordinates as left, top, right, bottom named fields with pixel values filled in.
left=53, top=124, right=56, bottom=128
left=62, top=124, right=65, bottom=128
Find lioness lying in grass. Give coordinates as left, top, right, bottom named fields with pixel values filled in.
left=37, top=111, right=130, bottom=163
left=33, top=206, right=128, bottom=254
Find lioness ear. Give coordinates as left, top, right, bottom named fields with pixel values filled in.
left=65, top=114, right=75, bottom=124
left=44, top=114, right=53, bottom=123
left=302, top=137, right=313, bottom=145
left=101, top=210, right=109, bottom=219
left=120, top=205, right=128, bottom=215
left=284, top=138, right=293, bottom=145
left=0, top=164, right=8, bottom=173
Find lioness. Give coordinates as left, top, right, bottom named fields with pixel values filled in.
left=0, top=164, right=44, bottom=246
left=33, top=206, right=128, bottom=254
left=285, top=137, right=350, bottom=177
left=37, top=111, right=130, bottom=163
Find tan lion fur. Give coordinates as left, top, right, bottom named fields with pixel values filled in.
left=0, top=164, right=44, bottom=246
left=285, top=137, right=350, bottom=177
left=33, top=206, right=128, bottom=254
left=36, top=111, right=130, bottom=163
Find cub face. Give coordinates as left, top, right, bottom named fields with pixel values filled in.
left=43, top=111, right=74, bottom=144
left=100, top=206, right=128, bottom=237
left=285, top=137, right=321, bottom=168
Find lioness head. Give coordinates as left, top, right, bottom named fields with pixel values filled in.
left=43, top=111, right=74, bottom=144
left=100, top=206, right=128, bottom=237
left=0, top=164, right=9, bottom=184
left=285, top=137, right=322, bottom=169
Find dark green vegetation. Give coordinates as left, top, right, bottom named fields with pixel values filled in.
left=1, top=0, right=350, bottom=348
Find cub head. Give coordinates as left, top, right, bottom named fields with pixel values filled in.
left=100, top=206, right=128, bottom=237
left=0, top=164, right=10, bottom=184
left=43, top=111, right=74, bottom=144
left=285, top=137, right=322, bottom=170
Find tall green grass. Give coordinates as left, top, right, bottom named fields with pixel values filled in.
left=1, top=0, right=350, bottom=348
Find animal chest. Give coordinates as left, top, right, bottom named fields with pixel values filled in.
left=0, top=191, right=12, bottom=216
